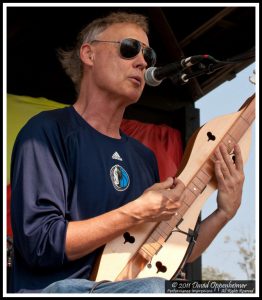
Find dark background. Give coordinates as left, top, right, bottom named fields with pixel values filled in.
left=6, top=5, right=256, bottom=280
left=7, top=6, right=255, bottom=145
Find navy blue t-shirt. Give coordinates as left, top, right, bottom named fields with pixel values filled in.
left=10, top=106, right=159, bottom=292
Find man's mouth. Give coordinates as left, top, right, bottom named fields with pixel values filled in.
left=129, top=75, right=142, bottom=86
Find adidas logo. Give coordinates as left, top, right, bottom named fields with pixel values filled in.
left=112, top=151, right=123, bottom=161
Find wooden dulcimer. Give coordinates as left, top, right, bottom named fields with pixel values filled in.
left=92, top=93, right=255, bottom=281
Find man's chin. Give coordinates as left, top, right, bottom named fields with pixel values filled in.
left=125, top=95, right=141, bottom=106
left=127, top=90, right=144, bottom=104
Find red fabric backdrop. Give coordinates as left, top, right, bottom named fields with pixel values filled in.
left=121, top=119, right=183, bottom=180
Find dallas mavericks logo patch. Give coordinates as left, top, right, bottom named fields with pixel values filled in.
left=110, top=165, right=130, bottom=191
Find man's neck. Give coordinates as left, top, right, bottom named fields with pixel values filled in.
left=73, top=94, right=126, bottom=139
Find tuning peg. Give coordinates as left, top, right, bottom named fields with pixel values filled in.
left=249, top=69, right=256, bottom=85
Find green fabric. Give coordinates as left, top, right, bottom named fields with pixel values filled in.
left=6, top=94, right=67, bottom=182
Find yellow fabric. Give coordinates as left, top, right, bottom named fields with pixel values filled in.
left=7, top=94, right=67, bottom=183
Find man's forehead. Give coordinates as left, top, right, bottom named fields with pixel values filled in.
left=97, top=23, right=148, bottom=43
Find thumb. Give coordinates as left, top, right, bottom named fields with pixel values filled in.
left=147, top=177, right=174, bottom=192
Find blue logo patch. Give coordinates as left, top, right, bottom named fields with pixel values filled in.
left=110, top=164, right=130, bottom=191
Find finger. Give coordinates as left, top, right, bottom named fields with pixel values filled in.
left=219, top=144, right=244, bottom=176
left=219, top=144, right=236, bottom=174
left=214, top=160, right=225, bottom=184
left=173, top=178, right=186, bottom=193
left=148, top=177, right=174, bottom=191
left=165, top=178, right=185, bottom=202
left=164, top=197, right=181, bottom=211
left=214, top=145, right=231, bottom=177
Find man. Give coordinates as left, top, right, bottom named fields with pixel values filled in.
left=10, top=11, right=244, bottom=293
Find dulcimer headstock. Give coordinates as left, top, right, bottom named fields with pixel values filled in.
left=238, top=69, right=256, bottom=111
left=249, top=69, right=256, bottom=85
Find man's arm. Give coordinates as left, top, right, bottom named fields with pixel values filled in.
left=65, top=177, right=185, bottom=261
left=187, top=143, right=244, bottom=262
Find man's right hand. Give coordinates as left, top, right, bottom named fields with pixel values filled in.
left=126, top=177, right=185, bottom=223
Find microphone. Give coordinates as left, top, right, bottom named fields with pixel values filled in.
left=145, top=55, right=209, bottom=86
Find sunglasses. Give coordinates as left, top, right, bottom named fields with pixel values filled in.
left=90, top=38, right=157, bottom=67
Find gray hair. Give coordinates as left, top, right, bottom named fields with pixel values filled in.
left=57, top=12, right=149, bottom=95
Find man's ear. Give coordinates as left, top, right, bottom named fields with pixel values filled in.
left=79, top=43, right=94, bottom=65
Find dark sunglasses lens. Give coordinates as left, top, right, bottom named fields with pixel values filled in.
left=120, top=39, right=140, bottom=59
left=143, top=47, right=157, bottom=67
left=120, top=38, right=157, bottom=67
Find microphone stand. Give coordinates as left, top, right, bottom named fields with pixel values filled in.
left=172, top=56, right=254, bottom=85
left=171, top=62, right=236, bottom=85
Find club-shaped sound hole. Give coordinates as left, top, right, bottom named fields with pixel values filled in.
left=207, top=131, right=216, bottom=141
left=123, top=232, right=135, bottom=244
left=156, top=261, right=167, bottom=273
